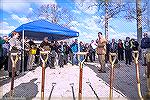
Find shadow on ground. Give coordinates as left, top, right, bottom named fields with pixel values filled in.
left=85, top=61, right=148, bottom=100
left=2, top=78, right=38, bottom=100
left=0, top=66, right=37, bottom=87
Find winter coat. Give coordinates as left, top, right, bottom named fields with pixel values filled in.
left=9, top=38, right=22, bottom=51
left=8, top=38, right=21, bottom=72
left=141, top=37, right=150, bottom=49
left=40, top=41, right=51, bottom=51
left=96, top=38, right=107, bottom=55
left=132, top=41, right=139, bottom=51
left=2, top=42, right=10, bottom=56
left=124, top=41, right=132, bottom=50
left=70, top=42, right=78, bottom=53
left=110, top=42, right=118, bottom=53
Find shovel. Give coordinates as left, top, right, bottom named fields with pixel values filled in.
left=132, top=51, right=143, bottom=100
left=40, top=51, right=49, bottom=100
left=109, top=53, right=117, bottom=100
left=77, top=52, right=87, bottom=100
left=10, top=53, right=18, bottom=97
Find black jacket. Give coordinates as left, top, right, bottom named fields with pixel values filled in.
left=132, top=41, right=139, bottom=51
left=141, top=37, right=150, bottom=49
left=110, top=42, right=118, bottom=53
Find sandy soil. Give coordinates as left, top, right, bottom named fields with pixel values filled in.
left=0, top=60, right=148, bottom=100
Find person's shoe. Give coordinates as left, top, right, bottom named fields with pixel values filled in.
left=15, top=72, right=18, bottom=76
left=16, top=71, right=20, bottom=76
left=142, top=64, right=147, bottom=66
left=98, top=70, right=106, bottom=73
left=51, top=67, right=55, bottom=69
left=101, top=70, right=106, bottom=73
left=9, top=72, right=12, bottom=78
left=60, top=66, right=64, bottom=68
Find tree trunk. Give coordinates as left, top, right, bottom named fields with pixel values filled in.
left=136, top=0, right=142, bottom=59
left=148, top=0, right=150, bottom=32
left=105, top=0, right=109, bottom=41
left=136, top=0, right=142, bottom=44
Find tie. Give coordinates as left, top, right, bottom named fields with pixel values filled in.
left=112, top=43, right=114, bottom=49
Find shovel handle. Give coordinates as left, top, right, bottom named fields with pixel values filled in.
left=10, top=53, right=19, bottom=67
left=132, top=51, right=140, bottom=82
left=10, top=53, right=19, bottom=97
left=109, top=53, right=117, bottom=100
left=77, top=52, right=87, bottom=100
left=40, top=51, right=49, bottom=100
left=132, top=51, right=139, bottom=64
left=109, top=53, right=117, bottom=65
left=132, top=51, right=143, bottom=99
left=40, top=51, right=49, bottom=63
left=41, top=65, right=45, bottom=100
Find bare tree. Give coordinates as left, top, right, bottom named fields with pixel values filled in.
left=27, top=4, right=75, bottom=27
left=74, top=0, right=126, bottom=39
left=105, top=0, right=109, bottom=40
left=124, top=0, right=148, bottom=40
left=136, top=0, right=143, bottom=44
left=148, top=0, right=150, bottom=32
left=75, top=0, right=148, bottom=41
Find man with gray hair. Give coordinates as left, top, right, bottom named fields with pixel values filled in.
left=40, top=37, right=51, bottom=68
left=141, top=32, right=150, bottom=66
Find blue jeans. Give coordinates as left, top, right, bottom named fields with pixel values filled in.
left=73, top=53, right=78, bottom=65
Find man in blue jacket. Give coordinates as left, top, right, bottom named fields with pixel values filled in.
left=0, top=37, right=5, bottom=70
left=141, top=32, right=150, bottom=66
left=70, top=39, right=78, bottom=65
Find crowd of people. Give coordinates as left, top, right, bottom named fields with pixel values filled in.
left=0, top=31, right=150, bottom=77
left=93, top=32, right=150, bottom=73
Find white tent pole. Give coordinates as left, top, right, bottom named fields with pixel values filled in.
left=22, top=30, right=25, bottom=74
left=78, top=37, right=80, bottom=52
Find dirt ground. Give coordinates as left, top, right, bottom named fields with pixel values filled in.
left=0, top=59, right=148, bottom=100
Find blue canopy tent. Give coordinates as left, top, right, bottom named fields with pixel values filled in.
left=11, top=19, right=79, bottom=40
left=10, top=20, right=79, bottom=73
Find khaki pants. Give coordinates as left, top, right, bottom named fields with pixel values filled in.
left=27, top=54, right=35, bottom=70
left=142, top=49, right=147, bottom=65
left=98, top=54, right=106, bottom=71
left=146, top=50, right=150, bottom=94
